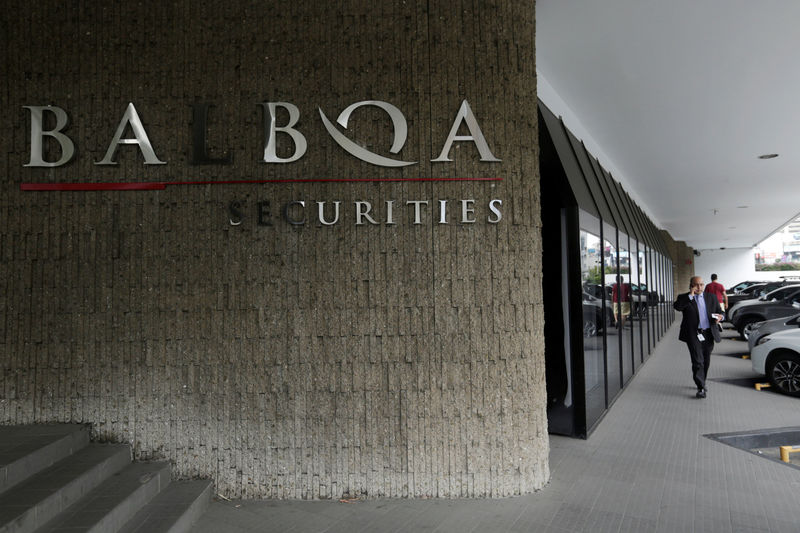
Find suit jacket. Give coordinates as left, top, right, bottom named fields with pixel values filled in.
left=674, top=292, right=723, bottom=343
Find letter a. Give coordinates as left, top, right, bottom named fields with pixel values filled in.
left=432, top=100, right=500, bottom=162
left=95, top=103, right=166, bottom=165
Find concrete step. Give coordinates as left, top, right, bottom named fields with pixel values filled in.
left=0, top=425, right=89, bottom=495
left=31, top=461, right=171, bottom=533
left=0, top=444, right=130, bottom=533
left=118, top=480, right=213, bottom=533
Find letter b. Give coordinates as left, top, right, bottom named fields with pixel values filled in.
left=260, top=102, right=307, bottom=163
left=24, top=106, right=76, bottom=167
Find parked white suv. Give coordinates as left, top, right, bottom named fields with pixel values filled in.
left=751, top=328, right=800, bottom=397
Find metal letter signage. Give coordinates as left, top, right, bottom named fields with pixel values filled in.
left=432, top=100, right=501, bottom=162
left=24, top=106, right=76, bottom=167
left=318, top=101, right=416, bottom=167
left=192, top=103, right=233, bottom=165
left=22, top=99, right=501, bottom=168
left=95, top=103, right=166, bottom=165
left=260, top=102, right=308, bottom=163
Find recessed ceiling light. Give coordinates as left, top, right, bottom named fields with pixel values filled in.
left=758, top=153, right=779, bottom=159
left=728, top=226, right=736, bottom=229
left=737, top=205, right=749, bottom=209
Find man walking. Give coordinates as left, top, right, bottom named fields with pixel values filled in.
left=704, top=273, right=728, bottom=311
left=674, top=276, right=724, bottom=398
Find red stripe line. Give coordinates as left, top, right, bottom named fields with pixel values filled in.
left=20, top=182, right=166, bottom=191
left=20, top=177, right=502, bottom=191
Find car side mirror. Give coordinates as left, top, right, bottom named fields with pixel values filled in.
left=793, top=301, right=800, bottom=309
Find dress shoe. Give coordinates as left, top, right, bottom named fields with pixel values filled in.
left=696, top=389, right=707, bottom=399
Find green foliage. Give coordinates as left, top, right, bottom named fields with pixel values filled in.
left=586, top=265, right=602, bottom=284
left=755, top=262, right=800, bottom=271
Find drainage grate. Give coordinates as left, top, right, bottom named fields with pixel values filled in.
left=705, top=427, right=800, bottom=471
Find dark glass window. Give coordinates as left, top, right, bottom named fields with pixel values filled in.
left=603, top=222, right=622, bottom=401
left=617, top=231, right=634, bottom=385
left=579, top=210, right=606, bottom=428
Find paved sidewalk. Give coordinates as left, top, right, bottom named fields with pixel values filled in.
left=194, top=323, right=800, bottom=532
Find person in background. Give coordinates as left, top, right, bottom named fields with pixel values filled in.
left=612, top=277, right=631, bottom=328
left=674, top=276, right=724, bottom=399
left=704, top=273, right=728, bottom=312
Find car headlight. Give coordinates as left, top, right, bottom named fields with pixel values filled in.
left=756, top=336, right=772, bottom=346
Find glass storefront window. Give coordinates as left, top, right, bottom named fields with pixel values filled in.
left=648, top=246, right=659, bottom=344
left=579, top=210, right=606, bottom=428
left=603, top=222, right=621, bottom=401
left=540, top=111, right=680, bottom=437
left=669, top=261, right=674, bottom=321
left=656, top=252, right=664, bottom=337
left=659, top=253, right=667, bottom=336
left=637, top=243, right=650, bottom=358
left=631, top=238, right=644, bottom=368
left=617, top=231, right=634, bottom=385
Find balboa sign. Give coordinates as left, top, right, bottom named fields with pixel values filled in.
left=23, top=100, right=500, bottom=168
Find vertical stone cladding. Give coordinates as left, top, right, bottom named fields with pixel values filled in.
left=0, top=1, right=547, bottom=498
left=662, top=230, right=695, bottom=297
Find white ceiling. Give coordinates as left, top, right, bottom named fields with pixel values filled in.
left=536, top=0, right=800, bottom=250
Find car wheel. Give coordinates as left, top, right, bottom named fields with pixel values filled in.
left=737, top=317, right=759, bottom=340
left=767, top=350, right=800, bottom=397
left=742, top=321, right=757, bottom=341
left=583, top=318, right=597, bottom=337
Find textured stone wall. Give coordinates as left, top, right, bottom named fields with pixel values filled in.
left=661, top=230, right=694, bottom=297
left=676, top=242, right=697, bottom=295
left=0, top=1, right=547, bottom=498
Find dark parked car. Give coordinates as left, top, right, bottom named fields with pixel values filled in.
left=630, top=284, right=651, bottom=318
left=730, top=286, right=800, bottom=339
left=582, top=292, right=615, bottom=337
left=727, top=280, right=768, bottom=294
left=583, top=282, right=622, bottom=306
left=747, top=313, right=800, bottom=352
left=726, top=283, right=768, bottom=316
left=729, top=284, right=800, bottom=321
left=636, top=283, right=660, bottom=306
left=583, top=282, right=608, bottom=301
left=767, top=276, right=800, bottom=289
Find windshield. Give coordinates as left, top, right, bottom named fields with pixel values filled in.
left=732, top=281, right=760, bottom=292
left=764, top=285, right=800, bottom=300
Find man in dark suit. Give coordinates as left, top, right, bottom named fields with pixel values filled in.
left=673, top=276, right=724, bottom=398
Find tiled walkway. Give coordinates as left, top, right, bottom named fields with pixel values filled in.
left=194, top=323, right=800, bottom=532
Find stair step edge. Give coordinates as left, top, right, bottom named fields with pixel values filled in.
left=118, top=480, right=214, bottom=533
left=32, top=461, right=172, bottom=533
left=0, top=425, right=90, bottom=496
left=0, top=444, right=131, bottom=533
